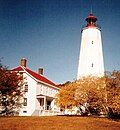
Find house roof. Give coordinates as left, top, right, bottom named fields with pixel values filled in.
left=12, top=66, right=24, bottom=72
left=12, top=66, right=59, bottom=89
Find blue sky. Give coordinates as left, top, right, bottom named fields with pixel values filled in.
left=0, top=0, right=120, bottom=84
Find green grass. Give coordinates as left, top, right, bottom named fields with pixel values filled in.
left=0, top=116, right=120, bottom=130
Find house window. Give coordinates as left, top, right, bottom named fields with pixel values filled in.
left=23, top=98, right=27, bottom=106
left=23, top=111, right=27, bottom=113
left=24, top=84, right=28, bottom=92
left=19, top=72, right=23, bottom=75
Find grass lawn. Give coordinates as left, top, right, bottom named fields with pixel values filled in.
left=0, top=116, right=120, bottom=130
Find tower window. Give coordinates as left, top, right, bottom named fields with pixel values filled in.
left=91, top=63, right=94, bottom=67
left=92, top=41, right=94, bottom=44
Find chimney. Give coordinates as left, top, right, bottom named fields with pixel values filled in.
left=20, top=58, right=27, bottom=67
left=38, top=68, right=43, bottom=75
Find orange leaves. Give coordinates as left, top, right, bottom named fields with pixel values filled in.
left=75, top=76, right=106, bottom=111
left=105, top=71, right=120, bottom=113
left=56, top=82, right=78, bottom=109
left=57, top=71, right=120, bottom=115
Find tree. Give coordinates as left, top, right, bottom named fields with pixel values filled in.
left=0, top=62, right=23, bottom=116
left=56, top=72, right=120, bottom=117
left=56, top=76, right=107, bottom=115
left=105, top=71, right=120, bottom=117
left=75, top=76, right=107, bottom=115
left=56, top=81, right=78, bottom=110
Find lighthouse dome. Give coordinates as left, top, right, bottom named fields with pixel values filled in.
left=85, top=13, right=97, bottom=27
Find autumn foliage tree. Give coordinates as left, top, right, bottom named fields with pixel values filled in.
left=56, top=71, right=120, bottom=117
left=75, top=76, right=107, bottom=115
left=56, top=82, right=78, bottom=110
left=0, top=62, right=23, bottom=116
left=56, top=77, right=106, bottom=115
left=105, top=71, right=120, bottom=117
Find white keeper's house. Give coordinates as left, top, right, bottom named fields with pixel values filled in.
left=12, top=58, right=60, bottom=116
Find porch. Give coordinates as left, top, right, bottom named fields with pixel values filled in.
left=32, top=95, right=60, bottom=116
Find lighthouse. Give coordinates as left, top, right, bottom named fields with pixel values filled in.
left=77, top=13, right=104, bottom=79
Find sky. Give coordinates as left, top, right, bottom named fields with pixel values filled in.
left=0, top=0, right=120, bottom=84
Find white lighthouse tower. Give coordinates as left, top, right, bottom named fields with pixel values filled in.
left=77, top=13, right=104, bottom=79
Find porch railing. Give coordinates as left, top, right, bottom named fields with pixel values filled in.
left=38, top=109, right=61, bottom=116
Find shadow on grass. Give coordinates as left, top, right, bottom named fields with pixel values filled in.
left=57, top=114, right=120, bottom=122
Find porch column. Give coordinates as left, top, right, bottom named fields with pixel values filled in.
left=44, top=96, right=46, bottom=110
